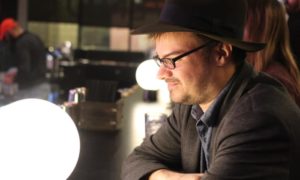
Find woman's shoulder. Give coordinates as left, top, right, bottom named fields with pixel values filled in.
left=264, top=62, right=300, bottom=106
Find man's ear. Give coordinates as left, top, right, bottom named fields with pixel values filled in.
left=215, top=43, right=233, bottom=66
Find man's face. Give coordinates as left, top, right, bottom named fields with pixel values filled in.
left=3, top=28, right=17, bottom=41
left=8, top=27, right=18, bottom=38
left=155, top=32, right=219, bottom=105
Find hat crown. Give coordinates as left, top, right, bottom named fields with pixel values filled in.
left=159, top=0, right=247, bottom=39
left=131, top=0, right=265, bottom=51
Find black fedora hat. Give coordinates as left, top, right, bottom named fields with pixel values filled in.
left=132, top=0, right=265, bottom=52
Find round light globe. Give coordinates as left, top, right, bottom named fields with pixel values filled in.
left=0, top=99, right=80, bottom=180
left=135, top=59, right=163, bottom=90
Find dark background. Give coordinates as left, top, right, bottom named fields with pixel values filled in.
left=0, top=0, right=163, bottom=28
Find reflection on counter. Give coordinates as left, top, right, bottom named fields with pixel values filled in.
left=61, top=85, right=141, bottom=132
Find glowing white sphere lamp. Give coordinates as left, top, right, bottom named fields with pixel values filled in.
left=135, top=59, right=163, bottom=91
left=0, top=99, right=80, bottom=180
left=136, top=59, right=164, bottom=102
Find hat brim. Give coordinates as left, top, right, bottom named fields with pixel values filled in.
left=131, top=22, right=265, bottom=52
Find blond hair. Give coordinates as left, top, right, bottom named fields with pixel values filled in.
left=245, top=0, right=300, bottom=90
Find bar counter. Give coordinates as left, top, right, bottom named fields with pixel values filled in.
left=68, top=86, right=170, bottom=180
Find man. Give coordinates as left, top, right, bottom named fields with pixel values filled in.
left=122, top=0, right=300, bottom=179
left=0, top=18, right=46, bottom=89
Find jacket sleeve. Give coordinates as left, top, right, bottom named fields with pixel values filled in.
left=121, top=104, right=189, bottom=180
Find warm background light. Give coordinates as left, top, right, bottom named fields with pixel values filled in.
left=0, top=99, right=80, bottom=180
left=135, top=59, right=164, bottom=91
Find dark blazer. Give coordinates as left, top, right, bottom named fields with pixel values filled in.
left=122, top=62, right=300, bottom=180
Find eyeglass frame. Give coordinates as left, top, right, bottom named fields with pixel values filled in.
left=153, top=40, right=215, bottom=69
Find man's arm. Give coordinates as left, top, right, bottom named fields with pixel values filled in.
left=121, top=104, right=198, bottom=180
left=15, top=41, right=31, bottom=83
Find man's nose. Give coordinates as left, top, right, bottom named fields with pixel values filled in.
left=157, top=66, right=172, bottom=80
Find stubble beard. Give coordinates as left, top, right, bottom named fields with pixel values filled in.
left=169, top=87, right=195, bottom=105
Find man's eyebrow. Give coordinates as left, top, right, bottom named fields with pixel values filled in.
left=155, top=50, right=185, bottom=59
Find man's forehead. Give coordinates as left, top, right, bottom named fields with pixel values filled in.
left=153, top=32, right=196, bottom=39
left=154, top=32, right=206, bottom=48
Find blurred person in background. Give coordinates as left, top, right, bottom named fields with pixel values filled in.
left=244, top=0, right=300, bottom=106
left=0, top=18, right=46, bottom=89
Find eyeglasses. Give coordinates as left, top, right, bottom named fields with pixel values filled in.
left=153, top=41, right=213, bottom=69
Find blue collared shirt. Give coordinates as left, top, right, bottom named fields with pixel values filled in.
left=191, top=81, right=232, bottom=171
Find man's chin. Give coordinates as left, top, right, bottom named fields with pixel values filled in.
left=170, top=92, right=197, bottom=105
left=170, top=94, right=191, bottom=105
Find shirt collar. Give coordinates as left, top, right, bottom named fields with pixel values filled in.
left=191, top=74, right=236, bottom=126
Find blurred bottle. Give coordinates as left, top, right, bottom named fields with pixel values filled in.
left=145, top=112, right=167, bottom=138
left=68, top=87, right=87, bottom=104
